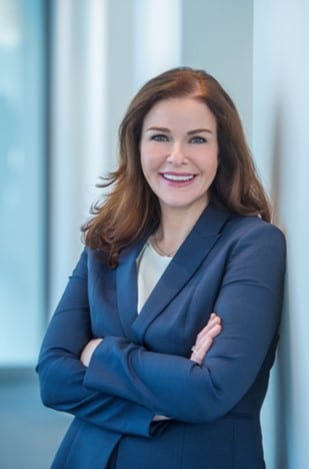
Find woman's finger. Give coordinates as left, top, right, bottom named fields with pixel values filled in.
left=196, top=314, right=221, bottom=344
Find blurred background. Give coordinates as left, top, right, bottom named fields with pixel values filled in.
left=0, top=0, right=308, bottom=468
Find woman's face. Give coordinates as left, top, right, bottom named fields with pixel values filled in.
left=140, top=97, right=218, bottom=219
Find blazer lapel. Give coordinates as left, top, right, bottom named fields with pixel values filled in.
left=132, top=204, right=232, bottom=343
left=116, top=236, right=147, bottom=340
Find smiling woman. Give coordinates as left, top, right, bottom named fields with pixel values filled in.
left=81, top=68, right=271, bottom=267
left=37, top=67, right=286, bottom=469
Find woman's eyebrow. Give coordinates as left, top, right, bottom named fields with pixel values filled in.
left=145, top=127, right=213, bottom=134
left=145, top=126, right=170, bottom=133
left=187, top=128, right=213, bottom=135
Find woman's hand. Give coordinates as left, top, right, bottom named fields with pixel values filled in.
left=190, top=313, right=222, bottom=365
left=80, top=338, right=103, bottom=367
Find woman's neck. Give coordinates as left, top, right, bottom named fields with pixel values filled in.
left=152, top=205, right=207, bottom=256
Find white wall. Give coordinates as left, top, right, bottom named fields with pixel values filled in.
left=253, top=1, right=309, bottom=468
left=182, top=0, right=253, bottom=142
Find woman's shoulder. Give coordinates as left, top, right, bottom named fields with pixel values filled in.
left=224, top=212, right=286, bottom=250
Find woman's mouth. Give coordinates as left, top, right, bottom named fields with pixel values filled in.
left=161, top=173, right=195, bottom=183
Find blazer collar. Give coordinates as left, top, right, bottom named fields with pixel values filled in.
left=116, top=204, right=232, bottom=342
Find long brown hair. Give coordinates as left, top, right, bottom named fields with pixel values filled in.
left=82, top=67, right=271, bottom=266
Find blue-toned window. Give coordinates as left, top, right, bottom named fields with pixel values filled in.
left=0, top=0, right=46, bottom=365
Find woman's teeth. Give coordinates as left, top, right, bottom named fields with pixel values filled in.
left=162, top=174, right=194, bottom=182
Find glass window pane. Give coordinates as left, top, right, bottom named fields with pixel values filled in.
left=0, top=0, right=46, bottom=365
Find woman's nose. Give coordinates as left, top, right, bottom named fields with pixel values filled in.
left=167, top=142, right=187, bottom=165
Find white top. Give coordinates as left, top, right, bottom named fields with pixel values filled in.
left=136, top=240, right=173, bottom=421
left=137, top=240, right=172, bottom=314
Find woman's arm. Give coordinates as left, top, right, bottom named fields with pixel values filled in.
left=80, top=313, right=221, bottom=367
left=80, top=313, right=222, bottom=422
left=83, top=223, right=286, bottom=423
left=36, top=249, right=155, bottom=437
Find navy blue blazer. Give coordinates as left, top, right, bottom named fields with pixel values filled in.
left=37, top=204, right=286, bottom=469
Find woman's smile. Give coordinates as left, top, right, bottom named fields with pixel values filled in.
left=160, top=172, right=196, bottom=184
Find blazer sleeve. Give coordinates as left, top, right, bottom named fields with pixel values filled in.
left=83, top=222, right=286, bottom=423
left=36, top=249, right=155, bottom=437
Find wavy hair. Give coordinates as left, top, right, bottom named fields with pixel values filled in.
left=82, top=67, right=271, bottom=266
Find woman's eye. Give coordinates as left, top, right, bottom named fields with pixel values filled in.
left=151, top=134, right=169, bottom=142
left=190, top=136, right=207, bottom=144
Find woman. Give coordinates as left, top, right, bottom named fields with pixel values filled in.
left=37, top=67, right=286, bottom=468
